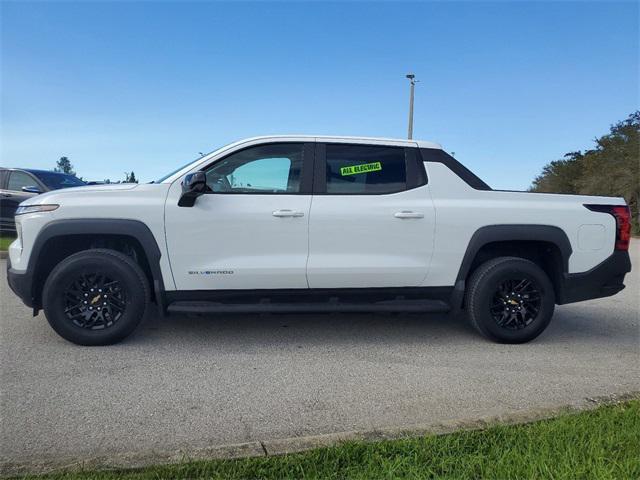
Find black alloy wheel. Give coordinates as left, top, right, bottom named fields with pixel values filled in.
left=43, top=249, right=149, bottom=346
left=466, top=256, right=555, bottom=344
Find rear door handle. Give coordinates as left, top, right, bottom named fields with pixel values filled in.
left=272, top=209, right=304, bottom=218
left=394, top=211, right=424, bottom=219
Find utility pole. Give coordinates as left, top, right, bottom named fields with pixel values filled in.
left=406, top=73, right=416, bottom=139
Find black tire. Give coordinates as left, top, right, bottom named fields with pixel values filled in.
left=42, top=248, right=149, bottom=346
left=466, top=256, right=555, bottom=344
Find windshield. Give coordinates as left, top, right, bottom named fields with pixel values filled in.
left=154, top=160, right=197, bottom=184
left=34, top=172, right=86, bottom=189
left=154, top=145, right=226, bottom=183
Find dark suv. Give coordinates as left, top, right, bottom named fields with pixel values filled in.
left=0, top=168, right=86, bottom=232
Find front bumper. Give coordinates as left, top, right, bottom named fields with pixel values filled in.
left=7, top=257, right=36, bottom=309
left=558, top=250, right=632, bottom=304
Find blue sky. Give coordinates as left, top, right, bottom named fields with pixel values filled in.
left=1, top=1, right=638, bottom=189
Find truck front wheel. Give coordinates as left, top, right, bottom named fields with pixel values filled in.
left=42, top=249, right=150, bottom=346
left=466, top=256, right=555, bottom=343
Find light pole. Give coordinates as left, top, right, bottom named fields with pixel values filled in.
left=406, top=73, right=416, bottom=139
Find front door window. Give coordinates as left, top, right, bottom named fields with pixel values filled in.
left=204, top=143, right=304, bottom=194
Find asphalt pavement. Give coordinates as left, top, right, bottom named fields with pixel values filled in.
left=1, top=241, right=638, bottom=474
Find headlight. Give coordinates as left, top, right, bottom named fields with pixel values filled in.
left=15, top=204, right=59, bottom=215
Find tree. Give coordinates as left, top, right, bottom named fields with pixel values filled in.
left=530, top=152, right=583, bottom=194
left=54, top=156, right=76, bottom=175
left=531, top=111, right=639, bottom=233
left=123, top=171, right=138, bottom=183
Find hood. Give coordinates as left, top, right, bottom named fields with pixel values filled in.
left=61, top=184, right=139, bottom=193
left=24, top=183, right=140, bottom=205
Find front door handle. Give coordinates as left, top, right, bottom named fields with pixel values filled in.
left=394, top=211, right=424, bottom=219
left=272, top=209, right=304, bottom=218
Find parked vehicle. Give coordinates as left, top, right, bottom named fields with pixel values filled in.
left=0, top=168, right=85, bottom=232
left=6, top=136, right=632, bottom=345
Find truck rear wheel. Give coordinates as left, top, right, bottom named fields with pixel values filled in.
left=466, top=256, right=555, bottom=343
left=42, top=249, right=149, bottom=346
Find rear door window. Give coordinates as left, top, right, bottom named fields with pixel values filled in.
left=324, top=144, right=407, bottom=194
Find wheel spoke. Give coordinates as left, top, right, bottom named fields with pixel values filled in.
left=513, top=279, right=530, bottom=293
left=64, top=305, right=83, bottom=314
left=66, top=310, right=85, bottom=320
left=496, top=311, right=510, bottom=326
left=108, top=296, right=125, bottom=310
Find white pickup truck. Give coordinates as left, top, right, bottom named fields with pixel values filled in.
left=6, top=136, right=632, bottom=346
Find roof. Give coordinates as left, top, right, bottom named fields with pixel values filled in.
left=233, top=135, right=442, bottom=149
left=0, top=168, right=74, bottom=175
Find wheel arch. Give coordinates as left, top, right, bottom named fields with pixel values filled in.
left=452, top=225, right=572, bottom=309
left=27, top=219, right=165, bottom=312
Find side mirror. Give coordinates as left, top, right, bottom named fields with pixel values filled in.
left=178, top=171, right=207, bottom=207
left=22, top=185, right=42, bottom=194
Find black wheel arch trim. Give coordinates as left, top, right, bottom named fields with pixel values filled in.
left=16, top=218, right=166, bottom=312
left=451, top=224, right=573, bottom=309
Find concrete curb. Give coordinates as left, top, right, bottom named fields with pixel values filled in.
left=0, top=442, right=266, bottom=478
left=0, top=251, right=7, bottom=260
left=262, top=391, right=640, bottom=456
left=2, top=390, right=638, bottom=477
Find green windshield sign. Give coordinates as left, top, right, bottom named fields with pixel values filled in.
left=340, top=162, right=382, bottom=176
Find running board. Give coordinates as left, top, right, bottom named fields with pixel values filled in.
left=167, top=299, right=451, bottom=315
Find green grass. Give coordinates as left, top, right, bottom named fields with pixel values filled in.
left=24, top=400, right=640, bottom=480
left=0, top=234, right=15, bottom=251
